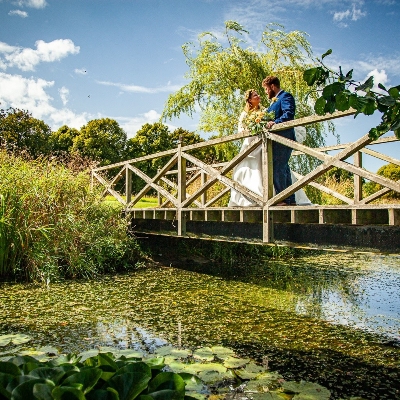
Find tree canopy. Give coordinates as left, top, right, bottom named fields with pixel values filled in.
left=162, top=21, right=327, bottom=147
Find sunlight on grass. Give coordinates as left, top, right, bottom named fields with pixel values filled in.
left=103, top=195, right=158, bottom=208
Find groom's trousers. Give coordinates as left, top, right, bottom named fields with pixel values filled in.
left=272, top=128, right=296, bottom=204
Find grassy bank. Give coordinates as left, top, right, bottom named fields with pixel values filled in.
left=0, top=151, right=142, bottom=282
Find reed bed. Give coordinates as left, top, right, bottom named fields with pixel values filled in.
left=0, top=151, right=142, bottom=282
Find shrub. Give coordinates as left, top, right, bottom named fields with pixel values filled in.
left=0, top=151, right=142, bottom=281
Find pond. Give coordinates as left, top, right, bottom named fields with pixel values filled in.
left=0, top=248, right=400, bottom=399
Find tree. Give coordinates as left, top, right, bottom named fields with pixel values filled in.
left=303, top=50, right=400, bottom=140
left=72, top=118, right=127, bottom=166
left=0, top=108, right=52, bottom=157
left=162, top=21, right=328, bottom=154
left=49, top=125, right=80, bottom=154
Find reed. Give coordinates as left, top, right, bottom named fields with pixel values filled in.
left=0, top=151, right=142, bottom=282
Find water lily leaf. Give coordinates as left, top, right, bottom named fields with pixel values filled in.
left=98, top=353, right=119, bottom=370
left=178, top=373, right=204, bottom=393
left=30, top=367, right=67, bottom=384
left=114, top=361, right=151, bottom=378
left=48, top=354, right=80, bottom=367
left=78, top=349, right=100, bottom=362
left=251, top=393, right=286, bottom=400
left=245, top=372, right=283, bottom=392
left=52, top=385, right=86, bottom=400
left=63, top=368, right=102, bottom=394
left=193, top=347, right=214, bottom=361
left=222, top=356, right=250, bottom=369
left=168, top=361, right=188, bottom=374
left=283, top=381, right=330, bottom=399
left=235, top=362, right=266, bottom=379
left=185, top=363, right=227, bottom=375
left=0, top=372, right=14, bottom=398
left=0, top=334, right=32, bottom=347
left=147, top=389, right=182, bottom=399
left=211, top=346, right=234, bottom=360
left=144, top=357, right=165, bottom=370
left=117, top=350, right=144, bottom=359
left=148, top=371, right=185, bottom=394
left=109, top=371, right=151, bottom=400
left=10, top=378, right=47, bottom=400
left=0, top=362, right=21, bottom=376
left=33, top=382, right=55, bottom=400
left=155, top=346, right=191, bottom=359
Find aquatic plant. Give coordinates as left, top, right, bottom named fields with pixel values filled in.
left=0, top=150, right=142, bottom=281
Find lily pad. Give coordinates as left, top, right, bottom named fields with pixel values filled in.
left=223, top=356, right=250, bottom=369
left=235, top=361, right=266, bottom=379
left=185, top=362, right=227, bottom=375
left=251, top=393, right=286, bottom=399
left=211, top=346, right=235, bottom=360
left=154, top=346, right=191, bottom=359
left=0, top=334, right=32, bottom=347
left=245, top=372, right=284, bottom=392
left=193, top=347, right=214, bottom=361
left=283, top=381, right=330, bottom=400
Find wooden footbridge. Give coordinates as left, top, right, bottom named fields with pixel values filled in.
left=91, top=110, right=400, bottom=252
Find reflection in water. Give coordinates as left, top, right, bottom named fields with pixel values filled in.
left=0, top=252, right=400, bottom=398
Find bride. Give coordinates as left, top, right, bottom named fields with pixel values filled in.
left=228, top=89, right=312, bottom=207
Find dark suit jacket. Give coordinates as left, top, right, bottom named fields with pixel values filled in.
left=267, top=90, right=296, bottom=140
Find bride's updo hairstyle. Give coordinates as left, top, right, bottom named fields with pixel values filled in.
left=244, top=89, right=260, bottom=113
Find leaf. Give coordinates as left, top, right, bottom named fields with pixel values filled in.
left=10, top=378, right=46, bottom=400
left=250, top=393, right=285, bottom=400
left=283, top=381, right=330, bottom=399
left=148, top=372, right=185, bottom=395
left=356, top=76, right=374, bottom=92
left=0, top=334, right=32, bottom=347
left=335, top=92, right=349, bottom=112
left=0, top=362, right=21, bottom=377
left=303, top=68, right=322, bottom=86
left=62, top=368, right=102, bottom=394
left=314, top=97, right=326, bottom=115
left=344, top=69, right=353, bottom=81
left=390, top=118, right=400, bottom=131
left=211, top=346, right=234, bottom=360
left=222, top=356, right=250, bottom=369
left=388, top=87, right=399, bottom=98
left=178, top=373, right=203, bottom=393
left=321, top=49, right=332, bottom=59
left=193, top=347, right=214, bottom=361
left=143, top=358, right=165, bottom=370
left=244, top=372, right=283, bottom=392
left=154, top=346, right=191, bottom=359
left=378, top=95, right=396, bottom=107
left=0, top=372, right=14, bottom=399
left=235, top=362, right=266, bottom=379
left=32, top=382, right=55, bottom=400
left=108, top=372, right=151, bottom=400
left=378, top=83, right=387, bottom=91
left=52, top=385, right=86, bottom=400
left=146, top=389, right=183, bottom=399
left=322, top=82, right=344, bottom=99
left=324, top=98, right=336, bottom=114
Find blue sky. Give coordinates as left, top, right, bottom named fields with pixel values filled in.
left=0, top=0, right=399, bottom=169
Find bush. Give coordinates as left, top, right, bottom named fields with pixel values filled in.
left=0, top=151, right=142, bottom=281
left=364, top=163, right=400, bottom=200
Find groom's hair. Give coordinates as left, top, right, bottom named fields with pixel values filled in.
left=262, top=76, right=280, bottom=87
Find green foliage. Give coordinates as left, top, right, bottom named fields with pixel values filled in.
left=0, top=108, right=52, bottom=157
left=364, top=163, right=400, bottom=199
left=0, top=150, right=142, bottom=281
left=162, top=21, right=330, bottom=172
left=303, top=50, right=400, bottom=140
left=0, top=352, right=188, bottom=400
left=49, top=125, right=80, bottom=153
left=72, top=118, right=127, bottom=166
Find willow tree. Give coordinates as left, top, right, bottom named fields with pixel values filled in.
left=162, top=21, right=332, bottom=161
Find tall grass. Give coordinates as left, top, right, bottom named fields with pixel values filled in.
left=0, top=151, right=142, bottom=282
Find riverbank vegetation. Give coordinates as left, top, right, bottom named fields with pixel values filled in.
left=0, top=151, right=142, bottom=282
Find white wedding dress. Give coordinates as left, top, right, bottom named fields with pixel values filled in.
left=228, top=111, right=312, bottom=207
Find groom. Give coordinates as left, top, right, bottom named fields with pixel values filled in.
left=262, top=76, right=296, bottom=206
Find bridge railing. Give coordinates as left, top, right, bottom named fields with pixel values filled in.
left=91, top=109, right=400, bottom=241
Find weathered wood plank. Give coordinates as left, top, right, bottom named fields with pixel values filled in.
left=361, top=147, right=400, bottom=167
left=92, top=171, right=126, bottom=205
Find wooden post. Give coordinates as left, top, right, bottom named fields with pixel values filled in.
left=354, top=151, right=362, bottom=203
left=201, top=171, right=207, bottom=207
left=157, top=168, right=161, bottom=206
left=125, top=165, right=132, bottom=208
left=262, top=133, right=274, bottom=243
left=177, top=135, right=186, bottom=236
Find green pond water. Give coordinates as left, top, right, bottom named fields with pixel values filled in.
left=1, top=251, right=400, bottom=399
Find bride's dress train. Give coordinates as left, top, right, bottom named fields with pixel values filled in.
left=228, top=116, right=312, bottom=207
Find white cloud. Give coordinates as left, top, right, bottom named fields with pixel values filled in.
left=0, top=39, right=80, bottom=71
left=13, top=0, right=47, bottom=9
left=74, top=68, right=87, bottom=75
left=365, top=69, right=388, bottom=92
left=333, top=3, right=367, bottom=23
left=59, top=86, right=69, bottom=106
left=97, top=80, right=181, bottom=94
left=8, top=9, right=28, bottom=17
left=118, top=110, right=163, bottom=137
left=0, top=72, right=89, bottom=130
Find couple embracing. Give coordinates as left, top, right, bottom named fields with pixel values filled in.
left=229, top=75, right=312, bottom=207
